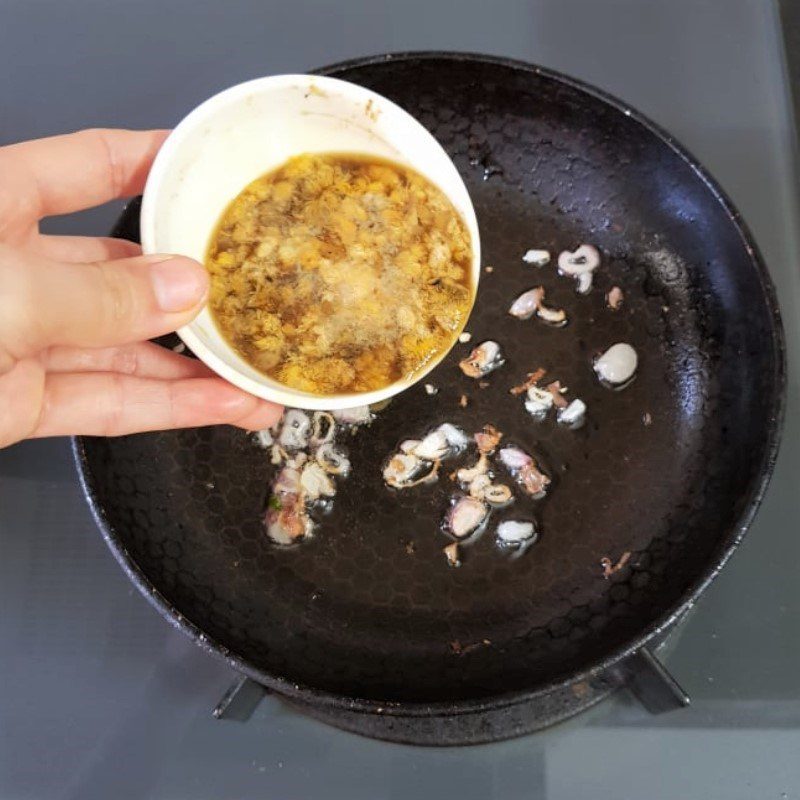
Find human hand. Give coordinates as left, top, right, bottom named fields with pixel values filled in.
left=0, top=128, right=283, bottom=448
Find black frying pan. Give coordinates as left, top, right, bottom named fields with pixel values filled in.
left=75, top=53, right=785, bottom=734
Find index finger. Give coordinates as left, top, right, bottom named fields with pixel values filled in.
left=0, top=128, right=169, bottom=220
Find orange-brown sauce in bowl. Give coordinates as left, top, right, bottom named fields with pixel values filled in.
left=206, top=153, right=474, bottom=395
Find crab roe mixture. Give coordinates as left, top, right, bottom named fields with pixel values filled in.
left=206, top=153, right=473, bottom=395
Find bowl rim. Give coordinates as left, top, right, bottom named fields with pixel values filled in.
left=140, top=72, right=481, bottom=410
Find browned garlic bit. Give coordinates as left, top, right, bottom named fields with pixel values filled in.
left=545, top=381, right=569, bottom=409
left=643, top=412, right=653, bottom=426
left=383, top=453, right=439, bottom=489
left=507, top=288, right=540, bottom=320
left=496, top=520, right=538, bottom=557
left=445, top=496, right=489, bottom=539
left=265, top=464, right=311, bottom=544
left=456, top=452, right=490, bottom=484
left=606, top=286, right=624, bottom=310
left=482, top=483, right=513, bottom=507
left=450, top=637, right=492, bottom=655
left=522, top=249, right=551, bottom=267
left=299, top=462, right=336, bottom=501
left=417, top=424, right=469, bottom=459
left=508, top=287, right=567, bottom=326
left=262, top=408, right=369, bottom=545
left=467, top=472, right=491, bottom=498
left=474, top=423, right=503, bottom=454
left=316, top=442, right=350, bottom=475
left=525, top=387, right=554, bottom=419
left=512, top=369, right=553, bottom=419
left=558, top=244, right=601, bottom=294
left=459, top=394, right=469, bottom=408
left=382, top=421, right=549, bottom=563
left=458, top=332, right=472, bottom=343
left=498, top=446, right=550, bottom=499
left=534, top=293, right=567, bottom=326
left=380, top=421, right=549, bottom=562
left=383, top=424, right=468, bottom=490
left=484, top=265, right=495, bottom=273
left=332, top=405, right=373, bottom=426
left=593, top=343, right=638, bottom=388
left=459, top=341, right=505, bottom=378
left=557, top=399, right=587, bottom=429
left=601, top=551, right=631, bottom=578
left=310, top=411, right=335, bottom=446
left=511, top=370, right=585, bottom=427
left=278, top=409, right=311, bottom=450
left=510, top=368, right=547, bottom=396
left=456, top=450, right=513, bottom=508
left=444, top=542, right=461, bottom=567
left=424, top=383, right=439, bottom=395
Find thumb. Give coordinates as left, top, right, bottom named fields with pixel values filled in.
left=0, top=244, right=209, bottom=359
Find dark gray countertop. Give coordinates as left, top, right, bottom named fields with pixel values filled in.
left=1, top=1, right=799, bottom=798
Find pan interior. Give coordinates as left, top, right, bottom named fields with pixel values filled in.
left=81, top=57, right=780, bottom=703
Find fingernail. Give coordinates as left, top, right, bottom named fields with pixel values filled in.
left=149, top=256, right=208, bottom=312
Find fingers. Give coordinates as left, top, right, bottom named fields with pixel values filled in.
left=42, top=341, right=210, bottom=380
left=0, top=359, right=46, bottom=449
left=0, top=246, right=209, bottom=359
left=34, top=235, right=141, bottom=263
left=0, top=349, right=281, bottom=447
left=30, top=373, right=283, bottom=438
left=0, top=129, right=169, bottom=221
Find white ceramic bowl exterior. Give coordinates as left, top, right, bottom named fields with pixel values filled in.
left=140, top=74, right=480, bottom=410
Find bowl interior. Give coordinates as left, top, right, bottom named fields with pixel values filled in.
left=141, top=74, right=481, bottom=409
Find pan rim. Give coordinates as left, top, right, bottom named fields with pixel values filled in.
left=73, top=50, right=787, bottom=718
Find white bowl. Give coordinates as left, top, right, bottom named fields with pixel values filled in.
left=141, top=74, right=481, bottom=410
